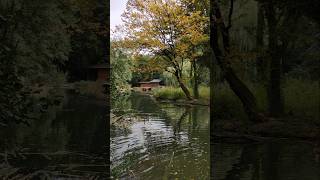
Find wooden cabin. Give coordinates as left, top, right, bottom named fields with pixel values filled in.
left=87, top=63, right=110, bottom=82
left=139, top=79, right=162, bottom=91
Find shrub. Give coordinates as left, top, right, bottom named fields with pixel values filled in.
left=212, top=83, right=247, bottom=120
left=283, top=78, right=319, bottom=123
left=211, top=78, right=319, bottom=122
left=198, top=86, right=210, bottom=100
left=152, top=87, right=186, bottom=100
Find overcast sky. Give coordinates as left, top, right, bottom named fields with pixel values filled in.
left=110, top=0, right=127, bottom=35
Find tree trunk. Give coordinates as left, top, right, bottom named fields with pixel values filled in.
left=265, top=2, right=283, bottom=117
left=210, top=0, right=260, bottom=122
left=175, top=71, right=193, bottom=100
left=256, top=2, right=267, bottom=83
left=193, top=61, right=199, bottom=99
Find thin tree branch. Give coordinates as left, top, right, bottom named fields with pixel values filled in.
left=227, top=0, right=234, bottom=30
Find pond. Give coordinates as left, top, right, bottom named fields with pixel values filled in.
left=111, top=92, right=320, bottom=180
left=212, top=140, right=320, bottom=180
left=0, top=92, right=108, bottom=179
left=1, top=91, right=318, bottom=179
left=111, top=93, right=210, bottom=179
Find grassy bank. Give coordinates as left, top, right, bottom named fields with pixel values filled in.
left=152, top=78, right=319, bottom=123
left=212, top=78, right=319, bottom=123
left=152, top=86, right=210, bottom=101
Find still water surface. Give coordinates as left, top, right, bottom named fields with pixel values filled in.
left=111, top=93, right=210, bottom=179
left=0, top=93, right=108, bottom=178
left=1, top=92, right=318, bottom=179
left=112, top=93, right=320, bottom=180
left=212, top=141, right=320, bottom=180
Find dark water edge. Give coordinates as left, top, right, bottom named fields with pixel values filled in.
left=211, top=140, right=320, bottom=180
left=0, top=92, right=109, bottom=179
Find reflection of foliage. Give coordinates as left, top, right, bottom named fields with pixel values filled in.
left=111, top=147, right=143, bottom=179
left=111, top=112, right=137, bottom=131
left=111, top=92, right=134, bottom=131
left=0, top=150, right=107, bottom=178
left=111, top=92, right=132, bottom=112
left=1, top=94, right=108, bottom=178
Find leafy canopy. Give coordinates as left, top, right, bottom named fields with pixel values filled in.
left=120, top=0, right=209, bottom=73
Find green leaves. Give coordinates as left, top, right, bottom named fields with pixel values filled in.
left=0, top=0, right=76, bottom=125
left=110, top=42, right=132, bottom=98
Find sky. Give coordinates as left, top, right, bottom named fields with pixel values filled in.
left=110, top=0, right=128, bottom=36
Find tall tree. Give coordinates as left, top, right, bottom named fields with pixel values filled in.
left=264, top=1, right=283, bottom=117
left=210, top=0, right=261, bottom=122
left=121, top=0, right=208, bottom=100
left=261, top=0, right=314, bottom=117
left=256, top=1, right=266, bottom=83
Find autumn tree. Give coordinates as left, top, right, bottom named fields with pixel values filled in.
left=121, top=0, right=208, bottom=100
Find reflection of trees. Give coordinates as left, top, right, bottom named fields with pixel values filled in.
left=111, top=93, right=210, bottom=178
left=223, top=145, right=262, bottom=180
left=111, top=92, right=132, bottom=114
left=173, top=108, right=190, bottom=136
left=129, top=93, right=161, bottom=113
left=1, top=94, right=108, bottom=177
left=192, top=108, right=198, bottom=130
left=212, top=141, right=320, bottom=180
left=212, top=144, right=279, bottom=180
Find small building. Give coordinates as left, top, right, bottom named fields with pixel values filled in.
left=139, top=79, right=162, bottom=91
left=87, top=63, right=110, bottom=82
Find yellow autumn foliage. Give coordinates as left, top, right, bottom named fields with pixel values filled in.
left=120, top=0, right=209, bottom=72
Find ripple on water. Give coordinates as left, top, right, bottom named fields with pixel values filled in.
left=111, top=106, right=210, bottom=179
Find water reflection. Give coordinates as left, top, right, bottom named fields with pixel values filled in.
left=112, top=93, right=320, bottom=180
left=212, top=140, right=320, bottom=180
left=111, top=93, right=210, bottom=179
left=0, top=92, right=108, bottom=178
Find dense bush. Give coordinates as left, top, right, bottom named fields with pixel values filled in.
left=283, top=78, right=319, bottom=122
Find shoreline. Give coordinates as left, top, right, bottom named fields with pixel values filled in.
left=133, top=90, right=210, bottom=106
left=213, top=118, right=320, bottom=142
left=130, top=91, right=320, bottom=142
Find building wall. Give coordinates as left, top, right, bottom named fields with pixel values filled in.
left=97, top=69, right=107, bottom=81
